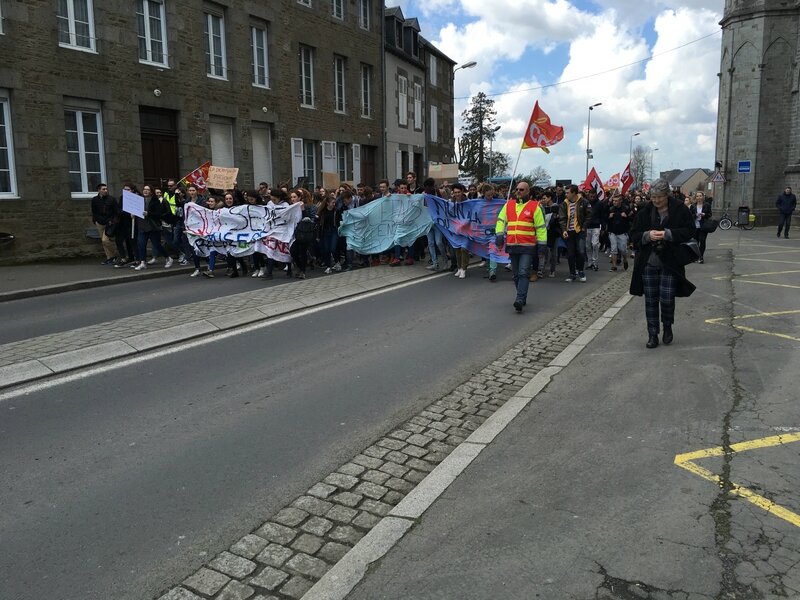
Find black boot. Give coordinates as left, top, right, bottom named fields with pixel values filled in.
left=662, top=325, right=673, bottom=345
left=646, top=334, right=659, bottom=349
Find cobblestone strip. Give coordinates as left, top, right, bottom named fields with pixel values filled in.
left=0, top=266, right=428, bottom=368
left=155, top=274, right=633, bottom=600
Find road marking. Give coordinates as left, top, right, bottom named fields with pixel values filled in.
left=724, top=280, right=800, bottom=290
left=720, top=242, right=797, bottom=250
left=712, top=269, right=800, bottom=280
left=675, top=433, right=800, bottom=529
left=736, top=258, right=800, bottom=265
left=706, top=309, right=800, bottom=343
left=737, top=249, right=800, bottom=257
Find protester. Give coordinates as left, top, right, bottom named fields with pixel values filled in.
left=134, top=184, right=172, bottom=270
left=113, top=183, right=136, bottom=267
left=691, top=191, right=712, bottom=262
left=450, top=183, right=470, bottom=278
left=583, top=189, right=603, bottom=272
left=90, top=183, right=119, bottom=265
left=558, top=185, right=589, bottom=282
left=606, top=193, right=632, bottom=272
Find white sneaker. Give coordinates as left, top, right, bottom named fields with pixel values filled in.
left=146, top=257, right=157, bottom=265
left=478, top=261, right=486, bottom=267
left=324, top=267, right=333, bottom=274
left=134, top=262, right=147, bottom=270
left=190, top=269, right=200, bottom=277
left=458, top=269, right=466, bottom=279
left=251, top=268, right=260, bottom=278
left=426, top=264, right=437, bottom=270
left=283, top=265, right=289, bottom=271
left=332, top=262, right=342, bottom=272
left=454, top=269, right=461, bottom=277
left=165, top=257, right=174, bottom=268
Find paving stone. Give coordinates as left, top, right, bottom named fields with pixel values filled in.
left=301, top=516, right=334, bottom=537
left=401, top=422, right=427, bottom=434
left=409, top=416, right=432, bottom=427
left=382, top=490, right=405, bottom=505
left=328, top=525, right=365, bottom=545
left=256, top=522, right=297, bottom=546
left=376, top=437, right=406, bottom=451
left=307, top=482, right=337, bottom=499
left=426, top=404, right=446, bottom=413
left=379, top=461, right=409, bottom=478
left=272, top=507, right=308, bottom=528
left=427, top=421, right=450, bottom=432
left=255, top=544, right=294, bottom=568
left=323, top=472, right=359, bottom=490
left=285, top=553, right=329, bottom=579
left=406, top=433, right=433, bottom=447
left=291, top=496, right=333, bottom=516
left=352, top=511, right=381, bottom=529
left=385, top=477, right=414, bottom=493
left=387, top=429, right=411, bottom=441
left=352, top=454, right=383, bottom=469
left=359, top=499, right=392, bottom=516
left=401, top=444, right=429, bottom=458
left=330, top=491, right=362, bottom=507
left=406, top=458, right=435, bottom=472
left=428, top=441, right=454, bottom=453
left=337, top=462, right=366, bottom=477
left=361, top=469, right=391, bottom=485
left=384, top=450, right=409, bottom=464
left=404, top=469, right=427, bottom=484
left=425, top=451, right=449, bottom=463
left=291, top=533, right=324, bottom=555
left=157, top=587, right=204, bottom=600
left=355, top=481, right=388, bottom=500
left=317, top=541, right=351, bottom=563
left=216, top=580, right=255, bottom=600
left=249, top=566, right=289, bottom=591
left=209, top=552, right=257, bottom=579
left=230, top=535, right=270, bottom=560
left=279, top=576, right=315, bottom=599
left=183, top=568, right=230, bottom=596
left=362, top=445, right=390, bottom=459
left=447, top=435, right=466, bottom=445
left=325, top=504, right=358, bottom=523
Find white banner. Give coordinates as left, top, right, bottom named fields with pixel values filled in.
left=184, top=201, right=302, bottom=260
left=122, top=189, right=145, bottom=218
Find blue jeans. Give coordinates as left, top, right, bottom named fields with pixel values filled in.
left=320, top=230, right=338, bottom=267
left=137, top=230, right=168, bottom=262
left=510, top=253, right=533, bottom=304
left=426, top=228, right=446, bottom=267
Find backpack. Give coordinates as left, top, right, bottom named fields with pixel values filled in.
left=295, top=218, right=317, bottom=244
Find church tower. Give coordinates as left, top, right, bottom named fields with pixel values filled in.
left=715, top=0, right=800, bottom=218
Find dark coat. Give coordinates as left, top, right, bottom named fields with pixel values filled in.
left=776, top=192, right=797, bottom=215
left=629, top=198, right=696, bottom=297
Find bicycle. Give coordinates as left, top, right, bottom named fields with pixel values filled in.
left=718, top=205, right=754, bottom=230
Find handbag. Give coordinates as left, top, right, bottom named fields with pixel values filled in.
left=673, top=239, right=701, bottom=267
left=700, top=218, right=718, bottom=233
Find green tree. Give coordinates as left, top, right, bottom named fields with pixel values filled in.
left=457, top=92, right=499, bottom=182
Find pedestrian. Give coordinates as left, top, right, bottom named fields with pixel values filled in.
left=558, top=184, right=589, bottom=282
left=495, top=181, right=547, bottom=313
left=584, top=189, right=603, bottom=271
left=450, top=183, right=470, bottom=278
left=691, top=191, right=712, bottom=262
left=776, top=185, right=797, bottom=239
left=90, top=182, right=119, bottom=265
left=629, top=178, right=696, bottom=349
left=606, top=193, right=632, bottom=272
left=134, top=184, right=172, bottom=270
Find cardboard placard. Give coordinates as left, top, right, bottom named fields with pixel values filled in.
left=428, top=163, right=460, bottom=180
left=206, top=166, right=240, bottom=190
left=322, top=171, right=340, bottom=190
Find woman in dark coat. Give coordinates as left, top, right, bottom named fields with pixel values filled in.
left=629, top=179, right=696, bottom=349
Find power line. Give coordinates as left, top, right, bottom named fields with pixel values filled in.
left=455, top=30, right=722, bottom=100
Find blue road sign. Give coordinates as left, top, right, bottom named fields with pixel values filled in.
left=737, top=160, right=751, bottom=174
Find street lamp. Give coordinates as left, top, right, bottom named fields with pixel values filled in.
left=650, top=148, right=659, bottom=180
left=453, top=61, right=477, bottom=73
left=585, top=103, right=602, bottom=178
left=488, top=125, right=501, bottom=180
left=629, top=132, right=640, bottom=163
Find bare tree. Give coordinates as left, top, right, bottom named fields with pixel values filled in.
left=528, top=166, right=551, bottom=187
left=631, top=145, right=649, bottom=189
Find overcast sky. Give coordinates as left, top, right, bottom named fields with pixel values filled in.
left=387, top=0, right=725, bottom=184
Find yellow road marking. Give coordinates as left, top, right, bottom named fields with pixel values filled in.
left=737, top=258, right=800, bottom=265
left=728, top=280, right=800, bottom=290
left=705, top=310, right=800, bottom=342
left=706, top=309, right=800, bottom=321
left=712, top=269, right=800, bottom=280
left=734, top=326, right=800, bottom=342
left=737, top=249, right=800, bottom=257
left=675, top=432, right=800, bottom=529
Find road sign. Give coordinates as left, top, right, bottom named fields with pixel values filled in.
left=738, top=160, right=752, bottom=174
left=711, top=171, right=726, bottom=183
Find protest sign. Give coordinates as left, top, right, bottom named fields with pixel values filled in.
left=184, top=201, right=302, bottom=260
left=206, top=166, right=240, bottom=190
left=425, top=194, right=510, bottom=264
left=322, top=172, right=339, bottom=190
left=338, top=194, right=432, bottom=255
left=427, top=163, right=460, bottom=180
left=122, top=189, right=145, bottom=218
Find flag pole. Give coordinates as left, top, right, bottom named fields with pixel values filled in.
left=506, top=146, right=524, bottom=201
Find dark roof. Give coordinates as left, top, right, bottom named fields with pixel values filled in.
left=405, top=17, right=420, bottom=32
left=420, top=35, right=457, bottom=65
left=384, top=6, right=404, bottom=19
left=670, top=168, right=712, bottom=188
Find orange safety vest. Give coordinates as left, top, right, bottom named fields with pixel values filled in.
left=505, top=199, right=540, bottom=246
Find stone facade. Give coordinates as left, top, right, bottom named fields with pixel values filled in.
left=0, top=0, right=385, bottom=263
left=422, top=37, right=456, bottom=168
left=715, top=0, right=800, bottom=220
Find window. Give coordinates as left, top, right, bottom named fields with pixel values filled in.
left=303, top=140, right=317, bottom=187
left=65, top=106, right=106, bottom=196
left=395, top=21, right=403, bottom=48
left=0, top=93, right=17, bottom=196
left=360, top=64, right=372, bottom=118
left=429, top=54, right=438, bottom=87
left=137, top=0, right=168, bottom=66
left=0, top=1, right=5, bottom=35
left=209, top=117, right=234, bottom=167
left=359, top=0, right=370, bottom=30
left=334, top=55, right=346, bottom=113
left=297, top=0, right=311, bottom=5
left=252, top=124, right=273, bottom=185
left=57, top=0, right=95, bottom=51
left=332, top=0, right=343, bottom=20
left=413, top=83, right=422, bottom=130
left=430, top=106, right=438, bottom=143
left=299, top=45, right=315, bottom=107
left=204, top=12, right=227, bottom=79
left=398, top=75, right=408, bottom=126
left=251, top=25, right=269, bottom=88
left=337, top=143, right=348, bottom=182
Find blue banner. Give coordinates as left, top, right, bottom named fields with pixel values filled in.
left=425, top=194, right=510, bottom=264
left=338, top=194, right=432, bottom=255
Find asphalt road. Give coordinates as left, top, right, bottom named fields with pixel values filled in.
left=0, top=266, right=612, bottom=600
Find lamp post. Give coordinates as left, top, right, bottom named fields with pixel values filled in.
left=585, top=103, right=602, bottom=178
left=453, top=61, right=477, bottom=74
left=488, top=125, right=501, bottom=180
left=629, top=131, right=640, bottom=164
left=650, top=147, right=659, bottom=180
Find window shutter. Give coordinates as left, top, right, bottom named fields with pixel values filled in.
left=291, top=137, right=304, bottom=186
left=352, top=144, right=361, bottom=184
left=395, top=150, right=402, bottom=182
left=321, top=140, right=337, bottom=174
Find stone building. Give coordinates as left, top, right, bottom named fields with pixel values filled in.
left=0, top=0, right=385, bottom=262
left=422, top=36, right=456, bottom=168
left=715, top=0, right=800, bottom=219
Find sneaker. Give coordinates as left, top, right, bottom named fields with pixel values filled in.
left=101, top=257, right=116, bottom=265
left=146, top=257, right=157, bottom=265
left=426, top=264, right=438, bottom=270
left=578, top=272, right=587, bottom=282
left=298, top=272, right=306, bottom=279
left=504, top=264, right=512, bottom=271
left=165, top=257, right=174, bottom=268
left=623, top=260, right=629, bottom=271
left=324, top=267, right=333, bottom=274
left=179, top=258, right=188, bottom=266
left=513, top=301, right=523, bottom=313
left=332, top=262, right=342, bottom=272
left=190, top=269, right=201, bottom=277
left=489, top=273, right=497, bottom=282
left=134, top=262, right=147, bottom=271
left=549, top=271, right=555, bottom=278
left=404, top=257, right=414, bottom=266
left=458, top=269, right=466, bottom=279
left=537, top=271, right=544, bottom=278
left=283, top=265, right=289, bottom=271
left=389, top=258, right=401, bottom=267
left=565, top=274, right=576, bottom=282
left=202, top=269, right=214, bottom=278
left=478, top=260, right=486, bottom=267
left=251, top=268, right=260, bottom=278
left=178, top=254, right=186, bottom=262
left=609, top=266, right=618, bottom=272
left=454, top=269, right=462, bottom=277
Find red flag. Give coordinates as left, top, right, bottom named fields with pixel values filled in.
left=179, top=161, right=211, bottom=192
left=521, top=101, right=564, bottom=153
left=604, top=172, right=620, bottom=191
left=619, top=161, right=635, bottom=195
left=582, top=168, right=606, bottom=201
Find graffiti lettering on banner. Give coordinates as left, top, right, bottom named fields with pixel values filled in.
left=338, top=194, right=432, bottom=255
left=425, top=194, right=510, bottom=264
left=184, top=201, right=302, bottom=262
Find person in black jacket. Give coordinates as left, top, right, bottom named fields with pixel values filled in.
left=690, top=191, right=713, bottom=262
left=134, top=184, right=172, bottom=270
left=606, top=193, right=632, bottom=272
left=90, top=183, right=119, bottom=264
left=630, top=179, right=696, bottom=349
left=776, top=186, right=797, bottom=238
